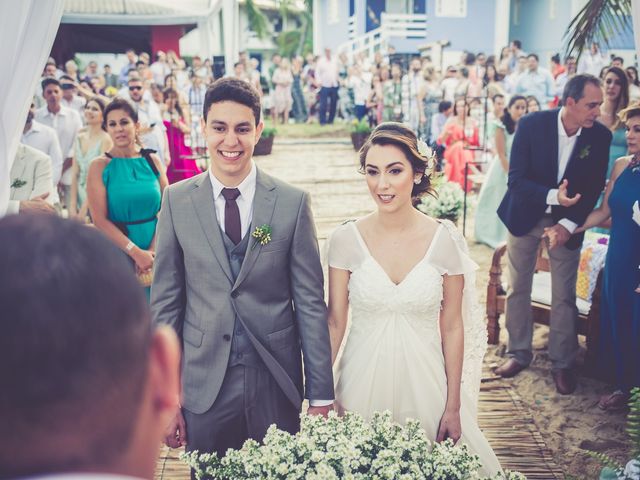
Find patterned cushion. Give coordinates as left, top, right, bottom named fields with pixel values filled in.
left=575, top=240, right=608, bottom=302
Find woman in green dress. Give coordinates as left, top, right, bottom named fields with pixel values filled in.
left=474, top=95, right=527, bottom=248
left=87, top=97, right=168, bottom=298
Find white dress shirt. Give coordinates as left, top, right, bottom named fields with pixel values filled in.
left=209, top=162, right=257, bottom=240
left=545, top=108, right=581, bottom=233
left=34, top=105, right=82, bottom=185
left=22, top=120, right=63, bottom=186
left=208, top=164, right=333, bottom=407
left=315, top=55, right=339, bottom=88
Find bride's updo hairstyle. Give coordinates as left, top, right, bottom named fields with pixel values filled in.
left=358, top=122, right=434, bottom=200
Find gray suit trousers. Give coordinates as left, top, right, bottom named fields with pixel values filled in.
left=183, top=364, right=299, bottom=458
left=505, top=215, right=581, bottom=370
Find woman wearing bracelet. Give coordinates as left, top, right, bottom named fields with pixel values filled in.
left=87, top=97, right=168, bottom=299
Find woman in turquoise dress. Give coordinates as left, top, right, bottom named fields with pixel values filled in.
left=69, top=97, right=111, bottom=221
left=474, top=95, right=527, bottom=248
left=573, top=105, right=640, bottom=411
left=87, top=98, right=168, bottom=299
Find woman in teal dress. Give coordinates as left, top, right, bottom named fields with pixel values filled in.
left=573, top=105, right=640, bottom=411
left=474, top=95, right=527, bottom=248
left=87, top=98, right=168, bottom=299
left=69, top=97, right=111, bottom=221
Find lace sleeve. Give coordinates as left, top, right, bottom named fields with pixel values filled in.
left=428, top=220, right=487, bottom=414
left=326, top=221, right=366, bottom=272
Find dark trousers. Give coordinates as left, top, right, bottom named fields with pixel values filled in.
left=183, top=364, right=299, bottom=476
left=319, top=86, right=338, bottom=124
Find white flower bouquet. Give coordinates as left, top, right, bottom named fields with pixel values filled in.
left=416, top=176, right=465, bottom=223
left=182, top=411, right=524, bottom=479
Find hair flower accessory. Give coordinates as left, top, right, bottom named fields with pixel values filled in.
left=417, top=138, right=436, bottom=176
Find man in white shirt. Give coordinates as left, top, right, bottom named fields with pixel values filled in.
left=0, top=214, right=180, bottom=480
left=316, top=48, right=339, bottom=125
left=578, top=42, right=609, bottom=76
left=555, top=56, right=577, bottom=98
left=128, top=78, right=170, bottom=165
left=515, top=54, right=555, bottom=107
left=150, top=50, right=172, bottom=86
left=59, top=75, right=87, bottom=117
left=35, top=78, right=82, bottom=211
left=22, top=101, right=63, bottom=206
left=402, top=57, right=424, bottom=132
left=495, top=75, right=611, bottom=395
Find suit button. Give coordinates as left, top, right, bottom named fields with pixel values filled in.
left=223, top=334, right=231, bottom=341
left=231, top=291, right=239, bottom=298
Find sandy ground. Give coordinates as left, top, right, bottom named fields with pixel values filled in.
left=468, top=239, right=632, bottom=479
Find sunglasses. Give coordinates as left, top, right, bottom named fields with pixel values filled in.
left=129, top=86, right=143, bottom=91
left=61, top=83, right=75, bottom=90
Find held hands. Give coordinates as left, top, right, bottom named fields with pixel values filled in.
left=164, top=410, right=187, bottom=448
left=542, top=223, right=571, bottom=249
left=307, top=403, right=334, bottom=418
left=558, top=179, right=581, bottom=207
left=436, top=409, right=462, bottom=444
left=19, top=193, right=55, bottom=214
left=132, top=247, right=155, bottom=274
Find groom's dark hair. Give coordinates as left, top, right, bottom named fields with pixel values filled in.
left=202, top=77, right=262, bottom=126
left=0, top=215, right=151, bottom=477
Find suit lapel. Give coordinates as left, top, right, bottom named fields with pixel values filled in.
left=10, top=148, right=28, bottom=190
left=549, top=110, right=560, bottom=184
left=189, top=173, right=233, bottom=283
left=563, top=129, right=588, bottom=179
left=233, top=169, right=277, bottom=290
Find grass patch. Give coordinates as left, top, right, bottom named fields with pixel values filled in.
left=263, top=119, right=350, bottom=139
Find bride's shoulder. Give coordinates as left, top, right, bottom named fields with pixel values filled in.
left=329, top=219, right=359, bottom=246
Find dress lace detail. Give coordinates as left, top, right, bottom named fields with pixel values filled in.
left=326, top=219, right=500, bottom=476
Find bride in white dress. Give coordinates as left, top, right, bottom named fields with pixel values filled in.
left=327, top=122, right=502, bottom=476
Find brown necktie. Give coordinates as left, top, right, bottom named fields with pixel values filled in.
left=221, top=188, right=241, bottom=244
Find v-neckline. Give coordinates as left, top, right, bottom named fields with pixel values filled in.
left=351, top=221, right=442, bottom=287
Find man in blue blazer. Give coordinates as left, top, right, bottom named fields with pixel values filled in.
left=495, top=74, right=612, bottom=394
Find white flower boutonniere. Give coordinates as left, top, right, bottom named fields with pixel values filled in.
left=579, top=145, right=591, bottom=159
left=11, top=179, right=26, bottom=189
left=251, top=224, right=272, bottom=250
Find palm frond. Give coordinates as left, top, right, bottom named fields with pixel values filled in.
left=246, top=0, right=270, bottom=40
left=564, top=0, right=632, bottom=59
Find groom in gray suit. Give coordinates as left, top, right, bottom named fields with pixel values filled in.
left=151, top=78, right=334, bottom=458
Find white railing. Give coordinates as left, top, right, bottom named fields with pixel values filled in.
left=337, top=13, right=427, bottom=59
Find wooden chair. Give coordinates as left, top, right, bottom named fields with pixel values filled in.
left=485, top=241, right=603, bottom=365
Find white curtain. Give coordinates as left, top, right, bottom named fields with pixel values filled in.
left=0, top=0, right=64, bottom=216
left=633, top=0, right=640, bottom=58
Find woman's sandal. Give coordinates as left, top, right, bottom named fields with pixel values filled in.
left=598, top=391, right=630, bottom=411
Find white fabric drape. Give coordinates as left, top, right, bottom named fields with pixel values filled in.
left=633, top=0, right=640, bottom=58
left=0, top=0, right=64, bottom=217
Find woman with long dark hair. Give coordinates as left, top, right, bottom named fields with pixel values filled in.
left=597, top=67, right=630, bottom=179
left=474, top=95, right=527, bottom=248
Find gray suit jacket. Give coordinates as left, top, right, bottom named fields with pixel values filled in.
left=150, top=169, right=334, bottom=414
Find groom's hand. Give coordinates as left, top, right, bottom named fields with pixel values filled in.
left=307, top=403, right=334, bottom=418
left=542, top=223, right=570, bottom=249
left=164, top=410, right=187, bottom=448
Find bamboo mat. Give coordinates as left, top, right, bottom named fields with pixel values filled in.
left=154, top=376, right=563, bottom=479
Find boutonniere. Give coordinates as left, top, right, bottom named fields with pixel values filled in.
left=11, top=179, right=26, bottom=189
left=251, top=224, right=272, bottom=250
left=578, top=145, right=591, bottom=159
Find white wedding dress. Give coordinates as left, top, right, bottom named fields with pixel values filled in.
left=328, top=220, right=502, bottom=477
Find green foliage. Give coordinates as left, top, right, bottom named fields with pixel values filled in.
left=564, top=0, right=632, bottom=59
left=261, top=126, right=277, bottom=138
left=350, top=118, right=372, bottom=134
left=276, top=30, right=302, bottom=59
left=246, top=0, right=270, bottom=40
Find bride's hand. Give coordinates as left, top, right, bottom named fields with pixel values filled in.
left=436, top=409, right=462, bottom=444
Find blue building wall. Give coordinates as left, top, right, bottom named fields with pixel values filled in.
left=316, top=0, right=351, bottom=52
left=424, top=0, right=497, bottom=54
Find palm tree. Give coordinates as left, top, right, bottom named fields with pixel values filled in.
left=564, top=0, right=633, bottom=58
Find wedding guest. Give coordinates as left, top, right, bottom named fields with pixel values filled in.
left=429, top=100, right=452, bottom=146
left=59, top=75, right=86, bottom=116
left=556, top=56, right=577, bottom=99
left=494, top=75, right=611, bottom=395
left=316, top=48, right=340, bottom=125
left=128, top=77, right=170, bottom=166
left=626, top=66, right=640, bottom=102
left=103, top=64, right=119, bottom=88
left=474, top=95, right=527, bottom=248
left=438, top=97, right=479, bottom=192
left=7, top=144, right=55, bottom=215
left=578, top=42, right=609, bottom=76
left=484, top=64, right=506, bottom=98
left=365, top=73, right=384, bottom=126
left=291, top=56, right=308, bottom=123
left=0, top=214, right=180, bottom=480
left=87, top=98, right=168, bottom=299
left=526, top=95, right=540, bottom=113
left=569, top=104, right=640, bottom=410
left=162, top=88, right=199, bottom=184
left=271, top=58, right=294, bottom=124
left=597, top=67, right=630, bottom=179
left=69, top=97, right=111, bottom=221
left=382, top=63, right=403, bottom=122
left=163, top=73, right=191, bottom=125
left=119, top=48, right=138, bottom=86
left=515, top=54, right=555, bottom=107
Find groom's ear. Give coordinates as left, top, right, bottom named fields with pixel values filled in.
left=254, top=119, right=264, bottom=145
